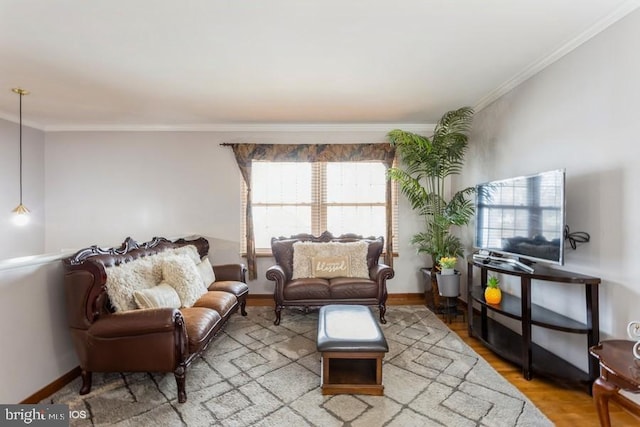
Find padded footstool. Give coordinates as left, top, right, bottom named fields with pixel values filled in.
left=317, top=305, right=389, bottom=395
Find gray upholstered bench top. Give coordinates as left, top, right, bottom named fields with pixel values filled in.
left=317, top=305, right=389, bottom=353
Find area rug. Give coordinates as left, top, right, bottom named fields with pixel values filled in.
left=43, top=306, right=553, bottom=426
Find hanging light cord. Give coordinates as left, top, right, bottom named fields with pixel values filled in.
left=19, top=91, right=23, bottom=205
left=10, top=87, right=29, bottom=222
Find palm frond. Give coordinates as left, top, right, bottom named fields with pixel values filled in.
left=433, top=107, right=474, bottom=143
left=387, top=167, right=428, bottom=212
left=388, top=107, right=475, bottom=262
left=444, top=187, right=476, bottom=225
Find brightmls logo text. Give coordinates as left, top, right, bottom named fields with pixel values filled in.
left=1, top=404, right=74, bottom=426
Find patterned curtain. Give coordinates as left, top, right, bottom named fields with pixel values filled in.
left=223, top=143, right=396, bottom=279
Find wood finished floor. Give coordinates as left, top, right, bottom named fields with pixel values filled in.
left=445, top=316, right=640, bottom=427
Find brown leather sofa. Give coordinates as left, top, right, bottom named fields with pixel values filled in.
left=62, top=236, right=248, bottom=403
left=266, top=231, right=394, bottom=325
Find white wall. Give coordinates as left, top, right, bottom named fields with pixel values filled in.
left=0, top=118, right=66, bottom=403
left=0, top=257, right=77, bottom=403
left=44, top=131, right=427, bottom=295
left=0, top=119, right=45, bottom=259
left=458, top=9, right=640, bottom=371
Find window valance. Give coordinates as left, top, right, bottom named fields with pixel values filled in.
left=223, top=143, right=396, bottom=167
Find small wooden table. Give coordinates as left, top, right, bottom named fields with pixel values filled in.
left=589, top=340, right=640, bottom=427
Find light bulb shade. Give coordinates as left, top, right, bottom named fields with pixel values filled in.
left=12, top=203, right=30, bottom=226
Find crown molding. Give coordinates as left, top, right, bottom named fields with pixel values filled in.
left=0, top=112, right=45, bottom=130
left=474, top=0, right=640, bottom=112
left=43, top=122, right=436, bottom=133
left=0, top=112, right=435, bottom=133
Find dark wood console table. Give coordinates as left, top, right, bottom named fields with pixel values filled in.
left=590, top=340, right=640, bottom=427
left=467, top=257, right=600, bottom=388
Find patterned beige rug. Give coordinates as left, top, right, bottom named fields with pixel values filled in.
left=44, top=306, right=552, bottom=426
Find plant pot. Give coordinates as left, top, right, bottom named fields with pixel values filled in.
left=436, top=271, right=460, bottom=297
left=440, top=268, right=455, bottom=275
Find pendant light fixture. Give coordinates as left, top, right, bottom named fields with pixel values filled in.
left=11, top=87, right=30, bottom=226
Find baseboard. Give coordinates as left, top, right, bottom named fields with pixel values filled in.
left=388, top=293, right=426, bottom=305
left=246, top=293, right=426, bottom=306
left=21, top=366, right=81, bottom=404
left=246, top=294, right=274, bottom=306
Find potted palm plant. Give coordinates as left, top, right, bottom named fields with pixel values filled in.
left=388, top=106, right=475, bottom=302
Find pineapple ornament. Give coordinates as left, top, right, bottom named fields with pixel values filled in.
left=484, top=276, right=502, bottom=304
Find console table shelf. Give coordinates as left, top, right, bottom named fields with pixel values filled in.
left=469, top=287, right=591, bottom=333
left=471, top=314, right=592, bottom=390
left=467, top=256, right=600, bottom=389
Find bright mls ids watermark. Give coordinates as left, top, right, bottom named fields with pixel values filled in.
left=1, top=404, right=87, bottom=426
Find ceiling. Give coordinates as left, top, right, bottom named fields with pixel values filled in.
left=0, top=1, right=638, bottom=131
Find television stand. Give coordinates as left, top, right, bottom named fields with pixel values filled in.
left=471, top=253, right=535, bottom=273
left=467, top=256, right=600, bottom=392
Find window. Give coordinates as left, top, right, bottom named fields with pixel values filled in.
left=243, top=161, right=398, bottom=253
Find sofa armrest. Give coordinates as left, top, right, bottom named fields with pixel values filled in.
left=369, top=263, right=395, bottom=282
left=89, top=308, right=183, bottom=338
left=369, top=263, right=394, bottom=305
left=85, top=308, right=188, bottom=374
left=213, top=263, right=247, bottom=282
left=85, top=308, right=189, bottom=372
left=266, top=265, right=287, bottom=301
left=266, top=265, right=286, bottom=283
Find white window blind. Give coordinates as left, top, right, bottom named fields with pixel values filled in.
left=243, top=161, right=398, bottom=253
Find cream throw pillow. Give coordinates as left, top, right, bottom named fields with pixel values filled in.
left=170, top=245, right=202, bottom=265
left=197, top=258, right=216, bottom=288
left=292, top=241, right=369, bottom=279
left=162, top=254, right=208, bottom=307
left=133, top=282, right=182, bottom=309
left=105, top=257, right=160, bottom=312
left=103, top=245, right=206, bottom=312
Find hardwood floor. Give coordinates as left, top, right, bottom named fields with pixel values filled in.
left=446, top=316, right=640, bottom=426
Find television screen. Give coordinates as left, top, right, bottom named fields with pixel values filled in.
left=474, top=169, right=566, bottom=266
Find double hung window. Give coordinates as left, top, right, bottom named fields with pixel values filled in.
left=245, top=161, right=397, bottom=253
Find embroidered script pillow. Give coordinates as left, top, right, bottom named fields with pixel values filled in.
left=292, top=241, right=369, bottom=279
left=311, top=256, right=350, bottom=278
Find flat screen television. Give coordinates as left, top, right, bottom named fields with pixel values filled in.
left=474, top=169, right=566, bottom=271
